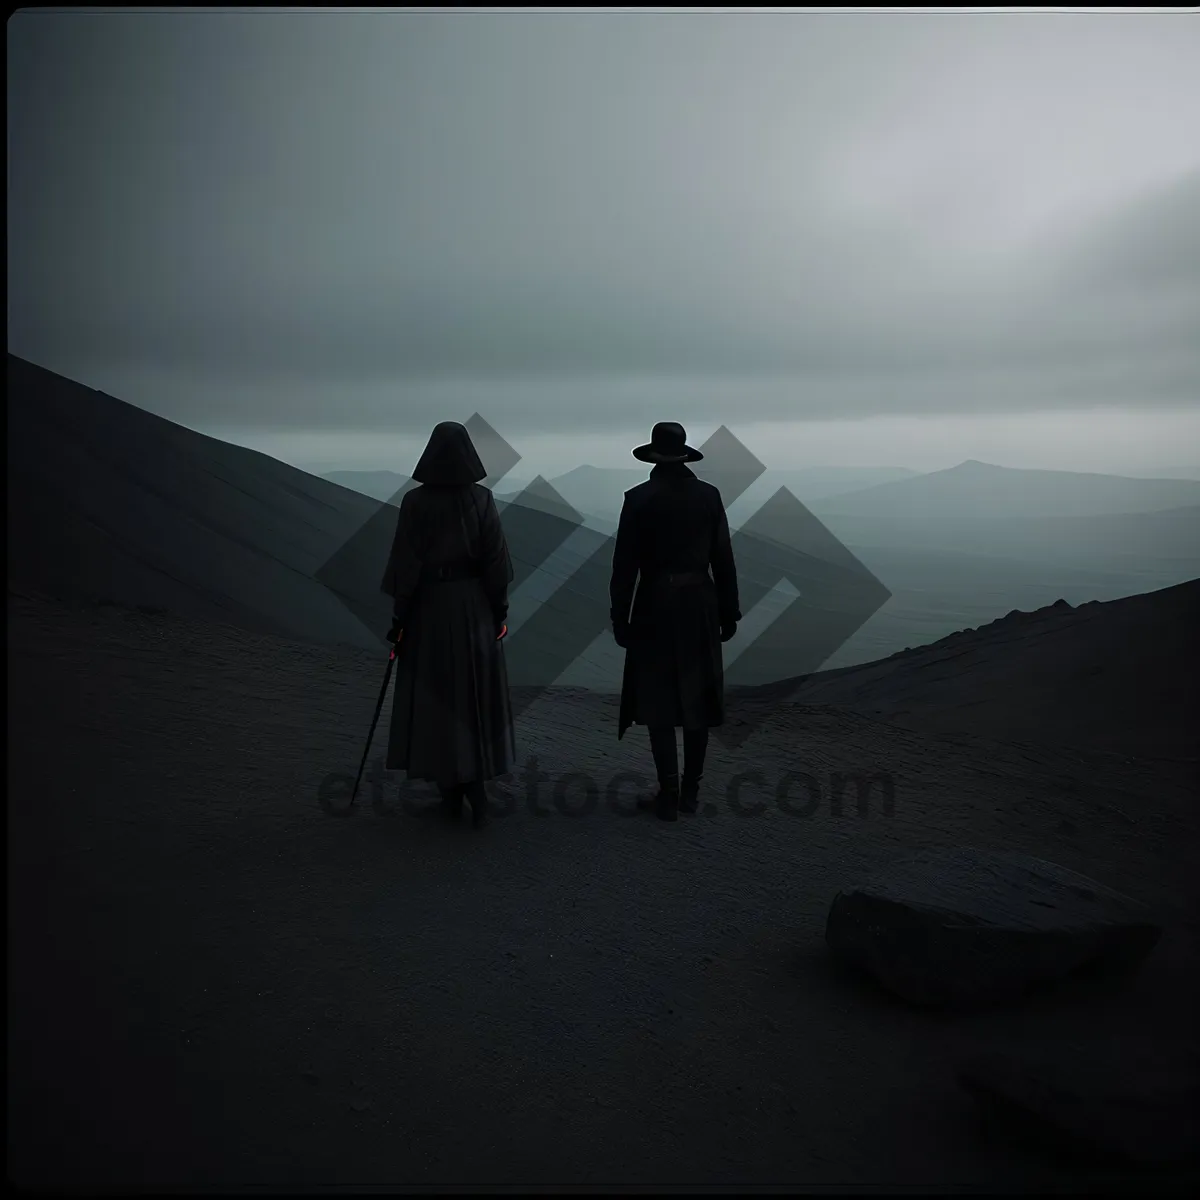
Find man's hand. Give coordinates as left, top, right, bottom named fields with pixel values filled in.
left=387, top=618, right=404, bottom=645
left=495, top=621, right=508, bottom=641
left=720, top=620, right=738, bottom=643
left=612, top=619, right=631, bottom=649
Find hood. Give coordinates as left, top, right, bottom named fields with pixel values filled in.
left=410, top=421, right=487, bottom=486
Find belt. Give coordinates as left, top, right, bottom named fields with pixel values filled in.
left=421, top=560, right=481, bottom=583
left=647, top=569, right=711, bottom=587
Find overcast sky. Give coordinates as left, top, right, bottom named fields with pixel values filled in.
left=8, top=9, right=1200, bottom=477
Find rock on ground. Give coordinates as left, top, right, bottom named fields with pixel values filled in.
left=824, top=846, right=1163, bottom=1008
left=959, top=1042, right=1200, bottom=1166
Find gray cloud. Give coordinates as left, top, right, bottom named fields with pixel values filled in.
left=1052, top=169, right=1200, bottom=296
left=7, top=10, right=1200, bottom=433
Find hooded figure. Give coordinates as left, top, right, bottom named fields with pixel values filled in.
left=610, top=422, right=741, bottom=821
left=380, top=421, right=516, bottom=827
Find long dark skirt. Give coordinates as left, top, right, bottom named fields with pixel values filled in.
left=386, top=578, right=515, bottom=786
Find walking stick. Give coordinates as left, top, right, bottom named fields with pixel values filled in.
left=346, top=633, right=401, bottom=812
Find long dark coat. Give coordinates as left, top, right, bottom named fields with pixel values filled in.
left=380, top=427, right=516, bottom=786
left=610, top=462, right=741, bottom=738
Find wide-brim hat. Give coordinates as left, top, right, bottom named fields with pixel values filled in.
left=632, top=421, right=704, bottom=463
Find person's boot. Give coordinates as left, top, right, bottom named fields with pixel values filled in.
left=464, top=782, right=489, bottom=829
left=655, top=773, right=680, bottom=822
left=437, top=785, right=464, bottom=821
left=636, top=777, right=674, bottom=812
left=679, top=774, right=702, bottom=815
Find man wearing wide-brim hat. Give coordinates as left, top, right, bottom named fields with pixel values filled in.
left=610, top=422, right=742, bottom=821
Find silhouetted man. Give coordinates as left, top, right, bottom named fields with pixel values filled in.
left=610, top=422, right=741, bottom=821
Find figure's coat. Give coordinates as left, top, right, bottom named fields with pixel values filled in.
left=380, top=424, right=515, bottom=785
left=610, top=462, right=741, bottom=738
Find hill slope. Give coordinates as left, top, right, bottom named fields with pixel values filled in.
left=6, top=355, right=393, bottom=649
left=779, top=579, right=1200, bottom=758
left=320, top=470, right=411, bottom=504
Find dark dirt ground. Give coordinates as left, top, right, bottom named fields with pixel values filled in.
left=7, top=588, right=1200, bottom=1192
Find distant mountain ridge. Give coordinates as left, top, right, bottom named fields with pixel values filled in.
left=814, top=505, right=1200, bottom=568
left=323, top=460, right=1200, bottom=529
left=322, top=469, right=544, bottom=503
left=809, top=459, right=1200, bottom=522
left=490, top=463, right=921, bottom=517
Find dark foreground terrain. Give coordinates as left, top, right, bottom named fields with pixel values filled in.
left=7, top=584, right=1200, bottom=1191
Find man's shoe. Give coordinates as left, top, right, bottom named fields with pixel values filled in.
left=679, top=775, right=701, bottom=815
left=655, top=774, right=680, bottom=822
